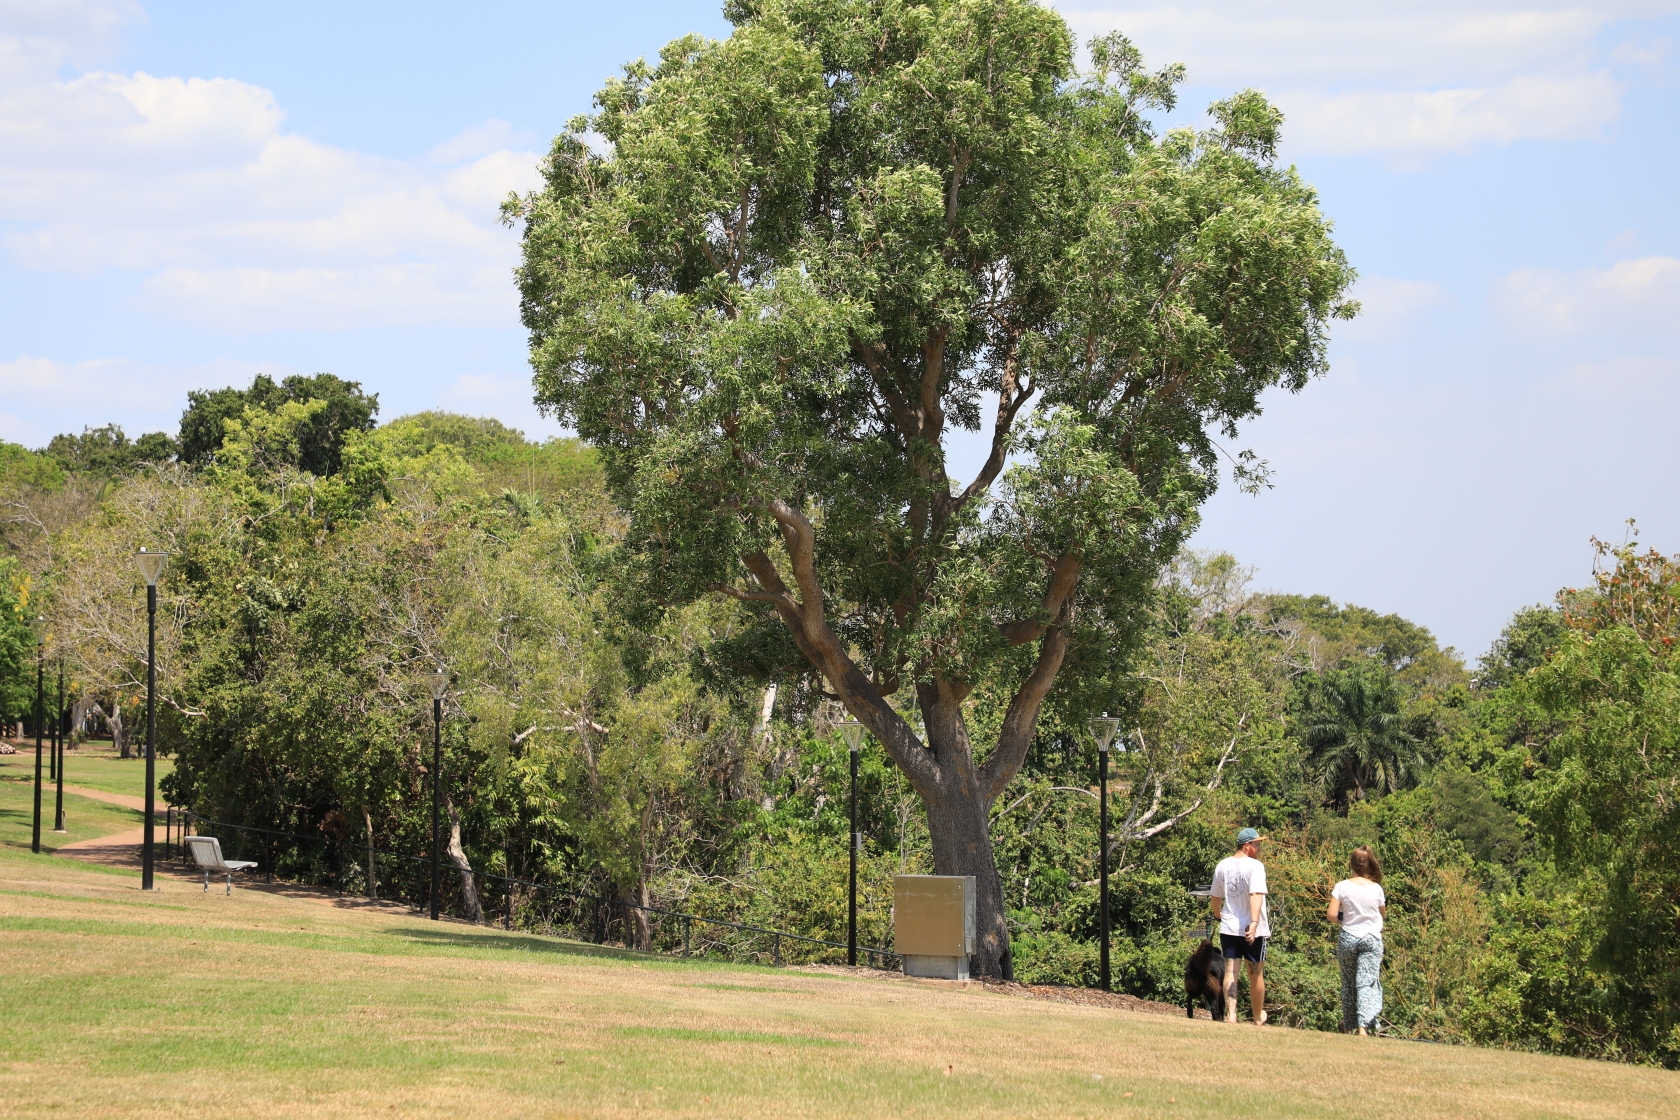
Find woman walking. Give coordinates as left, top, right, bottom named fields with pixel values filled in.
left=1328, top=846, right=1386, bottom=1035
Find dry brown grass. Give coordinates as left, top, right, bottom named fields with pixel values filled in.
left=0, top=851, right=1672, bottom=1119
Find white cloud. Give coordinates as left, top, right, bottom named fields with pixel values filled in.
left=137, top=263, right=515, bottom=332
left=1280, top=71, right=1620, bottom=156
left=0, top=353, right=272, bottom=445
left=1497, top=256, right=1680, bottom=333
left=1052, top=1, right=1675, bottom=155
left=0, top=16, right=542, bottom=330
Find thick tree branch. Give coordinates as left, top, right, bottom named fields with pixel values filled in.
left=978, top=599, right=1075, bottom=805
left=735, top=528, right=938, bottom=791
left=949, top=337, right=1033, bottom=515
left=1000, top=554, right=1081, bottom=646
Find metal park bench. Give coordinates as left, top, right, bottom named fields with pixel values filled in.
left=184, top=835, right=258, bottom=895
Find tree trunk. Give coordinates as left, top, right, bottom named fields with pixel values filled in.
left=924, top=781, right=1012, bottom=979
left=729, top=503, right=1071, bottom=980
left=363, top=805, right=378, bottom=901
left=94, top=702, right=129, bottom=759
left=445, top=804, right=483, bottom=922
left=916, top=689, right=1015, bottom=980
left=621, top=883, right=652, bottom=951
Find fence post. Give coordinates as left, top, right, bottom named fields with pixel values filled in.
left=265, top=832, right=273, bottom=884
left=684, top=917, right=691, bottom=958
left=773, top=934, right=782, bottom=967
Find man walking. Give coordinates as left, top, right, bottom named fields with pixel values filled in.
left=1209, top=827, right=1270, bottom=1025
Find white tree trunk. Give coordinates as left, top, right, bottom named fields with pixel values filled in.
left=445, top=804, right=483, bottom=922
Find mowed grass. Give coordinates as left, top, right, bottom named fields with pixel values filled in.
left=0, top=738, right=173, bottom=800
left=0, top=853, right=1673, bottom=1119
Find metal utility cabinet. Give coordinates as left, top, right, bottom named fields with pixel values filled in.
left=894, top=874, right=976, bottom=980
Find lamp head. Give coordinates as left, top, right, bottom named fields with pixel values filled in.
left=134, top=548, right=171, bottom=587
left=838, top=719, right=864, bottom=753
left=31, top=615, right=45, bottom=647
left=424, top=670, right=450, bottom=701
left=1087, top=714, right=1123, bottom=753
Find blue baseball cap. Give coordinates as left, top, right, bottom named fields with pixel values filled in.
left=1236, top=827, right=1267, bottom=846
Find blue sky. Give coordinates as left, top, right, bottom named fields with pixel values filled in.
left=2, top=1, right=1677, bottom=659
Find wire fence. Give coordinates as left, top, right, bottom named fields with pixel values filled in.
left=164, top=808, right=899, bottom=970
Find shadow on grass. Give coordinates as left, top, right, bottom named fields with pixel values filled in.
left=387, top=925, right=664, bottom=963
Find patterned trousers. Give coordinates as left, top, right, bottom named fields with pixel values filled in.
left=1336, top=932, right=1384, bottom=1032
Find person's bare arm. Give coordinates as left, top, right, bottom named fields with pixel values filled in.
left=1210, top=897, right=1224, bottom=923
left=1326, top=897, right=1341, bottom=923
left=1246, top=892, right=1264, bottom=942
left=1379, top=905, right=1386, bottom=917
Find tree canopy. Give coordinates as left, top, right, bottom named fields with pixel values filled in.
left=178, top=373, right=379, bottom=476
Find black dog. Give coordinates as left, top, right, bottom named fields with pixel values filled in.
left=1184, top=938, right=1224, bottom=1019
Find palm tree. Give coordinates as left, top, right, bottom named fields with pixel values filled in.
left=1298, top=662, right=1425, bottom=805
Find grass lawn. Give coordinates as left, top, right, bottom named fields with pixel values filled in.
left=0, top=852, right=1671, bottom=1118
left=0, top=738, right=173, bottom=800
left=0, top=770, right=144, bottom=859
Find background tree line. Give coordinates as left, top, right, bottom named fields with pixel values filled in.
left=2, top=377, right=1675, bottom=1064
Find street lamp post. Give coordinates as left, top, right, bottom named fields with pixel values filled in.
left=838, top=719, right=865, bottom=967
left=425, top=670, right=449, bottom=921
left=31, top=617, right=44, bottom=854
left=1087, top=715, right=1123, bottom=992
left=53, top=659, right=65, bottom=832
left=135, top=549, right=170, bottom=890
left=47, top=659, right=55, bottom=783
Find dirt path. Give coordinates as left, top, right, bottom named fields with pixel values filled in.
left=51, top=786, right=159, bottom=869
left=50, top=792, right=444, bottom=917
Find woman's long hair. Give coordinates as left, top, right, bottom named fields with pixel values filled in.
left=1349, top=845, right=1383, bottom=883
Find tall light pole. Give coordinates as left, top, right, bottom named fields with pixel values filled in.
left=425, top=670, right=449, bottom=921
left=838, top=719, right=865, bottom=967
left=1088, top=715, right=1123, bottom=992
left=30, top=616, right=44, bottom=854
left=135, top=549, right=169, bottom=891
left=53, top=658, right=66, bottom=832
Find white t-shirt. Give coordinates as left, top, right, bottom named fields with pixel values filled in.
left=1332, top=878, right=1386, bottom=938
left=1211, top=854, right=1270, bottom=939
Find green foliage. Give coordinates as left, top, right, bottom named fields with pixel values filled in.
left=378, top=412, right=602, bottom=499
left=1257, top=593, right=1466, bottom=687
left=0, top=441, right=67, bottom=492
left=43, top=424, right=177, bottom=475
left=1475, top=605, right=1566, bottom=690
left=1521, top=625, right=1679, bottom=1056
left=1465, top=872, right=1651, bottom=1063
left=1431, top=768, right=1524, bottom=865
left=1295, top=662, right=1428, bottom=804
left=0, top=557, right=36, bottom=723
left=178, top=373, right=378, bottom=476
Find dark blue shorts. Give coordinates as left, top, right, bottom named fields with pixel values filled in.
left=1220, top=933, right=1266, bottom=963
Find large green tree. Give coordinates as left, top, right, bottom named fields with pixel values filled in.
left=178, top=373, right=379, bottom=476
left=510, top=0, right=1354, bottom=975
